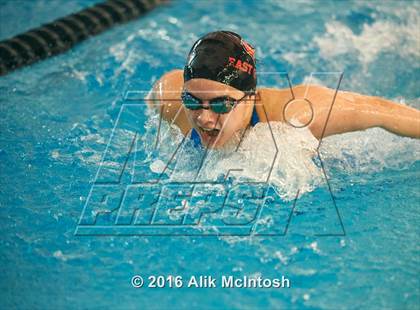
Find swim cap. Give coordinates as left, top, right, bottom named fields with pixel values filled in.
left=184, top=31, right=257, bottom=92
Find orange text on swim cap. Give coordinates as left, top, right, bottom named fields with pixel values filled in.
left=228, top=57, right=255, bottom=76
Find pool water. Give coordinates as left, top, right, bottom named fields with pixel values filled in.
left=1, top=0, right=419, bottom=309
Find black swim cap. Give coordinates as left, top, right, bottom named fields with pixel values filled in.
left=184, top=31, right=257, bottom=92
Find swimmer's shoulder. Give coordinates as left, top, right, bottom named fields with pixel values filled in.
left=147, top=69, right=191, bottom=135
left=255, top=87, right=295, bottom=122
left=147, top=69, right=183, bottom=103
left=255, top=85, right=330, bottom=123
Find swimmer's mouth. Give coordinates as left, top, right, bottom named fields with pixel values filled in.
left=198, top=126, right=220, bottom=137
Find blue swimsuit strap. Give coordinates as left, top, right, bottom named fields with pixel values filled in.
left=190, top=126, right=201, bottom=147
left=250, top=104, right=259, bottom=127
left=190, top=105, right=259, bottom=147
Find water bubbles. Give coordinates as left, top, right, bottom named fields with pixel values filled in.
left=309, top=241, right=320, bottom=254
left=274, top=250, right=289, bottom=265
left=290, top=246, right=299, bottom=255
left=232, top=266, right=243, bottom=272
left=51, top=150, right=59, bottom=159
left=53, top=250, right=66, bottom=261
left=168, top=17, right=179, bottom=25
left=150, top=159, right=166, bottom=173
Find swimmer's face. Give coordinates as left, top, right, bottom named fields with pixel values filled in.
left=183, top=79, right=255, bottom=148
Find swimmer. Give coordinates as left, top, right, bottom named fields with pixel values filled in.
left=147, top=30, right=420, bottom=148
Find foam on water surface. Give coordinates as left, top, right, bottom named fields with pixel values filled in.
left=142, top=109, right=419, bottom=199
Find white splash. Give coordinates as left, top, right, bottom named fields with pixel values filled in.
left=153, top=120, right=323, bottom=201
left=148, top=110, right=419, bottom=201
left=320, top=127, right=420, bottom=173
left=314, top=9, right=420, bottom=65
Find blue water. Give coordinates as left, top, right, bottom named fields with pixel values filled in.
left=1, top=0, right=419, bottom=309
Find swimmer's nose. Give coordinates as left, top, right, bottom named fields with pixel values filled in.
left=196, top=102, right=219, bottom=127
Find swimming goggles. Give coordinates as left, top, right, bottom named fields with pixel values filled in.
left=181, top=91, right=252, bottom=114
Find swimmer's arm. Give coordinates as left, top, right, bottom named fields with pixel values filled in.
left=354, top=95, right=420, bottom=138
left=146, top=70, right=180, bottom=116
left=146, top=70, right=191, bottom=135
left=334, top=92, right=420, bottom=139
left=304, top=86, right=420, bottom=139
left=145, top=77, right=163, bottom=112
